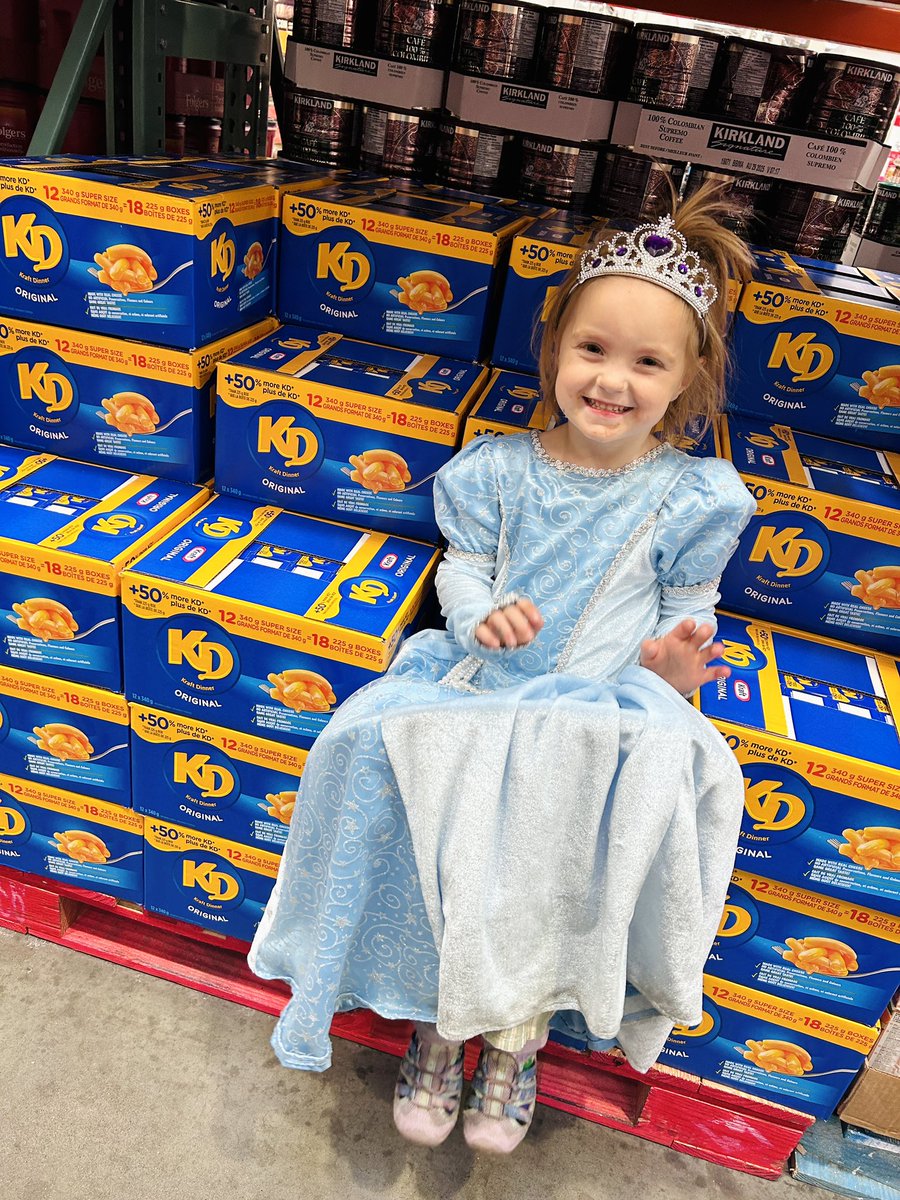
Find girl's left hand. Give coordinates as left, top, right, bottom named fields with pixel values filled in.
left=639, top=619, right=730, bottom=696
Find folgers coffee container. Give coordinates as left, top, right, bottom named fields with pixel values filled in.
left=375, top=0, right=458, bottom=66
left=712, top=37, right=814, bottom=127
left=517, top=136, right=600, bottom=210
left=627, top=24, right=722, bottom=113
left=684, top=167, right=777, bottom=238
left=434, top=119, right=513, bottom=190
left=536, top=9, right=631, bottom=96
left=359, top=106, right=439, bottom=177
left=865, top=182, right=900, bottom=248
left=807, top=56, right=900, bottom=143
left=452, top=0, right=541, bottom=82
left=282, top=86, right=361, bottom=167
left=769, top=182, right=869, bottom=260
left=594, top=149, right=685, bottom=220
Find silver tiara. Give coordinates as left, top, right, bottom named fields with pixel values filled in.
left=575, top=214, right=717, bottom=319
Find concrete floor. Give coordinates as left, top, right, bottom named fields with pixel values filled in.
left=1, top=927, right=832, bottom=1200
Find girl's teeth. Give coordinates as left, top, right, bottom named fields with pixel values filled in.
left=587, top=399, right=627, bottom=413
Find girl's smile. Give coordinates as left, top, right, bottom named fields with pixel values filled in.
left=544, top=274, right=697, bottom=470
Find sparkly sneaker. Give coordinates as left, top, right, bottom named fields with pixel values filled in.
left=462, top=1044, right=539, bottom=1155
left=393, top=1027, right=465, bottom=1147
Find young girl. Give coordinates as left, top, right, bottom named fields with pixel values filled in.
left=249, top=184, right=757, bottom=1155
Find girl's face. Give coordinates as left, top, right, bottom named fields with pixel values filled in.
left=553, top=275, right=697, bottom=468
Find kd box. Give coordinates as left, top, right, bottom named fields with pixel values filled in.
left=215, top=324, right=488, bottom=542
left=121, top=493, right=440, bottom=748
left=143, top=817, right=279, bottom=941
left=0, top=454, right=206, bottom=691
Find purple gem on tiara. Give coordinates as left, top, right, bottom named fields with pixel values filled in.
left=644, top=235, right=673, bottom=256
left=678, top=263, right=688, bottom=274
left=695, top=286, right=703, bottom=296
left=615, top=246, right=627, bottom=256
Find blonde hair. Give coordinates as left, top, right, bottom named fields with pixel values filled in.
left=537, top=180, right=754, bottom=444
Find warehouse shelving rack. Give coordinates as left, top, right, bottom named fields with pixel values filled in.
left=28, top=0, right=275, bottom=156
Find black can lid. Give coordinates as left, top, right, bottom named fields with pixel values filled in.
left=634, top=23, right=724, bottom=43
left=543, top=9, right=632, bottom=31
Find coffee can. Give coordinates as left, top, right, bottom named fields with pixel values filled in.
left=434, top=118, right=514, bottom=191
left=594, top=149, right=686, bottom=220
left=359, top=105, right=439, bottom=177
left=536, top=9, right=632, bottom=97
left=310, top=0, right=378, bottom=50
left=770, top=182, right=869, bottom=260
left=452, top=0, right=542, bottom=83
left=282, top=85, right=361, bottom=168
left=864, top=182, right=900, bottom=248
left=712, top=37, right=814, bottom=127
left=806, top=55, right=900, bottom=143
left=627, top=24, right=723, bottom=114
left=292, top=0, right=315, bottom=40
left=517, top=135, right=600, bottom=209
left=683, top=166, right=777, bottom=238
left=375, top=0, right=458, bottom=67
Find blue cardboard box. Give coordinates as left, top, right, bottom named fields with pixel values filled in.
left=729, top=250, right=900, bottom=451
left=277, top=178, right=528, bottom=359
left=697, top=612, right=900, bottom=914
left=0, top=159, right=278, bottom=349
left=142, top=816, right=278, bottom=940
left=215, top=324, right=488, bottom=541
left=0, top=664, right=129, bottom=805
left=0, top=315, right=277, bottom=482
left=717, top=414, right=900, bottom=656
left=121, top=494, right=439, bottom=747
left=491, top=212, right=598, bottom=374
left=461, top=368, right=551, bottom=444
left=660, top=976, right=878, bottom=1118
left=131, top=704, right=307, bottom=851
left=708, top=869, right=900, bottom=1025
left=0, top=772, right=142, bottom=902
left=0, top=455, right=206, bottom=690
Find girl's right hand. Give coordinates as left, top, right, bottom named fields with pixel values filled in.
left=475, top=598, right=544, bottom=650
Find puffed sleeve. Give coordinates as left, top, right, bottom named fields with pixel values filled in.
left=433, top=436, right=518, bottom=657
left=650, top=456, right=756, bottom=638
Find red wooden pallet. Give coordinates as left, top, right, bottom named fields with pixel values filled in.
left=0, top=864, right=813, bottom=1178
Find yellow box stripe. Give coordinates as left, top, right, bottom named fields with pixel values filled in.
left=129, top=703, right=309, bottom=773
left=703, top=974, right=879, bottom=1051
left=0, top=663, right=129, bottom=721
left=0, top=771, right=142, bottom=831
left=143, top=815, right=280, bottom=876
left=0, top=539, right=118, bottom=595
left=730, top=870, right=900, bottom=941
left=185, top=503, right=281, bottom=589
left=710, top=717, right=900, bottom=808
left=747, top=623, right=789, bottom=737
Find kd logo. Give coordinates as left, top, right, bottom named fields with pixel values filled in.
left=746, top=433, right=780, bottom=449
left=181, top=858, right=240, bottom=901
left=17, top=362, right=74, bottom=414
left=509, top=386, right=539, bottom=401
left=210, top=232, right=235, bottom=281
left=2, top=212, right=63, bottom=272
left=720, top=639, right=756, bottom=668
left=257, top=416, right=318, bottom=468
left=277, top=338, right=312, bottom=350
left=767, top=332, right=834, bottom=382
left=316, top=241, right=369, bottom=292
left=173, top=752, right=234, bottom=799
left=417, top=380, right=453, bottom=394
left=201, top=517, right=244, bottom=539
left=749, top=525, right=823, bottom=577
left=718, top=899, right=753, bottom=939
left=744, top=778, right=806, bottom=832
left=168, top=629, right=234, bottom=681
left=674, top=1009, right=716, bottom=1039
left=349, top=579, right=392, bottom=604
left=92, top=513, right=138, bottom=535
left=0, top=804, right=25, bottom=837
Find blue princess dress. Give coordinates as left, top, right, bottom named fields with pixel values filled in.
left=248, top=431, right=757, bottom=1073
